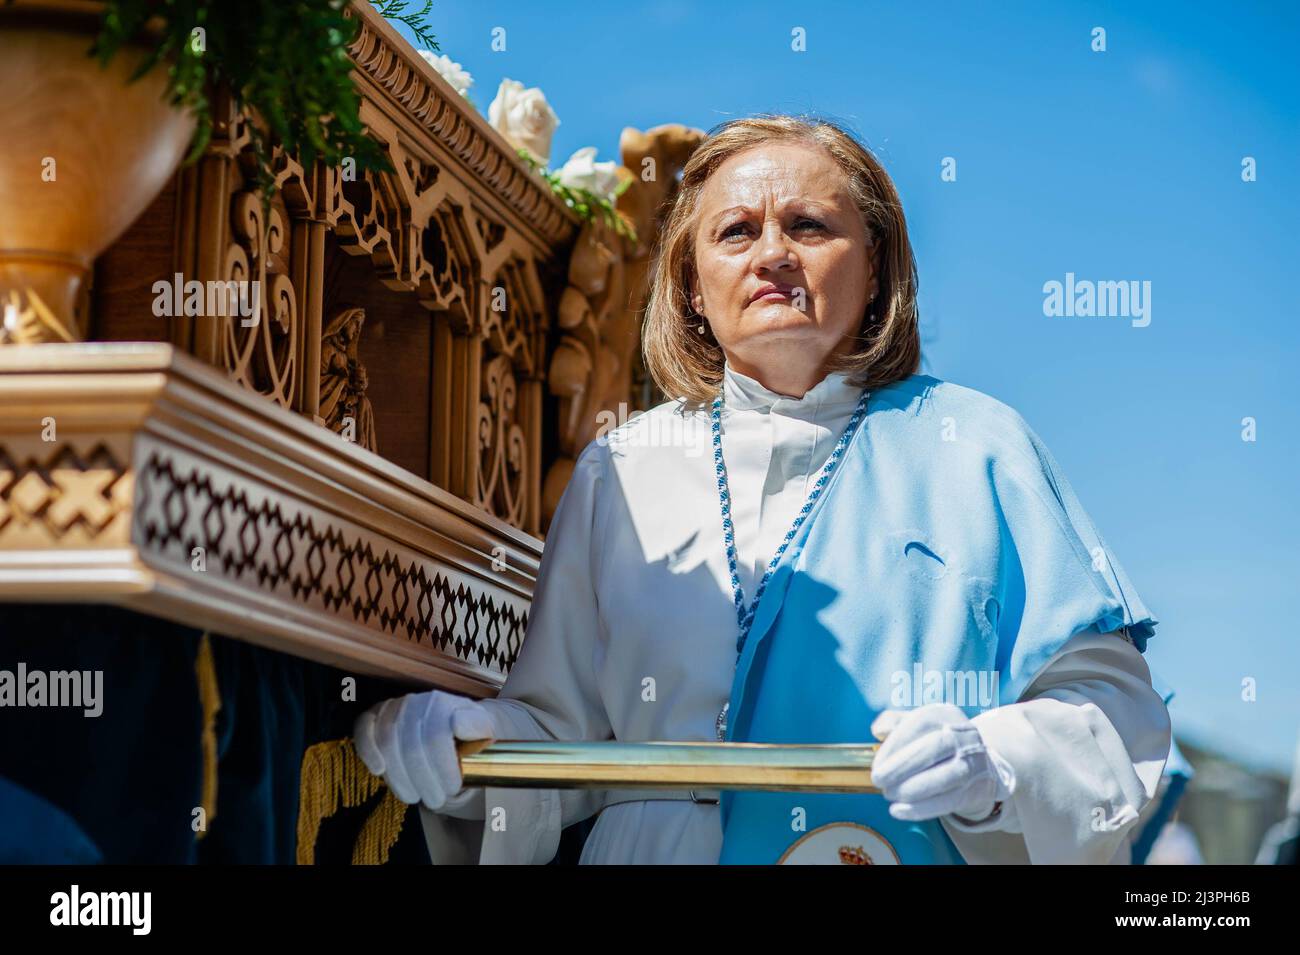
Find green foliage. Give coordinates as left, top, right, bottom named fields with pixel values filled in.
left=87, top=1, right=440, bottom=201
left=516, top=149, right=637, bottom=244
left=370, top=0, right=438, bottom=49
left=74, top=0, right=623, bottom=247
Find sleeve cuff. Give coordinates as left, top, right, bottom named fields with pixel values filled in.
left=943, top=709, right=1022, bottom=833
left=950, top=800, right=1004, bottom=827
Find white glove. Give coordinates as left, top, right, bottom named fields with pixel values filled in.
left=869, top=703, right=1015, bottom=823
left=353, top=689, right=495, bottom=811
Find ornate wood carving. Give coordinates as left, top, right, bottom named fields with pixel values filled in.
left=134, top=446, right=522, bottom=674
left=543, top=124, right=705, bottom=528
left=1, top=4, right=697, bottom=678
left=0, top=438, right=134, bottom=549
left=0, top=3, right=696, bottom=705
left=151, top=2, right=578, bottom=535
left=477, top=354, right=527, bottom=530
left=0, top=344, right=540, bottom=692
left=319, top=306, right=378, bottom=452
left=222, top=186, right=300, bottom=408
left=344, top=6, right=575, bottom=250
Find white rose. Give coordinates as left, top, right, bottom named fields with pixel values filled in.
left=488, top=78, right=560, bottom=167
left=418, top=51, right=473, bottom=97
left=556, top=147, right=623, bottom=204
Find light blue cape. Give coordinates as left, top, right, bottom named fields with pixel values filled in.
left=719, top=374, right=1159, bottom=864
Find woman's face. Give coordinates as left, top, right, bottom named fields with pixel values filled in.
left=690, top=140, right=878, bottom=390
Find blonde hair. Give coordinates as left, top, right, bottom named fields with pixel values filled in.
left=641, top=113, right=921, bottom=405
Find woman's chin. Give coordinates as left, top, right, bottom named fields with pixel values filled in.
left=737, top=307, right=822, bottom=337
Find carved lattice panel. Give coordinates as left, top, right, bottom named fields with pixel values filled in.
left=0, top=437, right=134, bottom=549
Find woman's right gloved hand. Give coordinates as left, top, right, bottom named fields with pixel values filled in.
left=353, top=689, right=495, bottom=811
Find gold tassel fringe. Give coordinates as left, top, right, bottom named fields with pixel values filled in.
left=297, top=738, right=409, bottom=865
left=195, top=631, right=221, bottom=839
left=351, top=789, right=410, bottom=866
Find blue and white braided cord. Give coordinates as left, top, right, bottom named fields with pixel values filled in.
left=710, top=384, right=869, bottom=658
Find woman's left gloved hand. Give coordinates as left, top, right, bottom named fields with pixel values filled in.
left=870, top=703, right=1016, bottom=823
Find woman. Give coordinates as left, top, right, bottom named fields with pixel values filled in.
left=354, top=115, right=1171, bottom=865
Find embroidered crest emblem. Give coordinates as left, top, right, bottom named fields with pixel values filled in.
left=777, top=822, right=901, bottom=865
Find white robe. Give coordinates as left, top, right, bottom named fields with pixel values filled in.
left=420, top=362, right=1171, bottom=864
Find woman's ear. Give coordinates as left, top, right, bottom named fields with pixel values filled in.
left=688, top=279, right=705, bottom=315
left=866, top=244, right=883, bottom=304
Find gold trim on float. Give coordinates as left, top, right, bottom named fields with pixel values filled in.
left=456, top=739, right=880, bottom=792
left=0, top=342, right=541, bottom=693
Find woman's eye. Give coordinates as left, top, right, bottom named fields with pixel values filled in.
left=719, top=219, right=822, bottom=239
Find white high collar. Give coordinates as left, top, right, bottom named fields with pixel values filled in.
left=720, top=360, right=864, bottom=416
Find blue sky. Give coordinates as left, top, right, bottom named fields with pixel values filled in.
left=393, top=1, right=1300, bottom=773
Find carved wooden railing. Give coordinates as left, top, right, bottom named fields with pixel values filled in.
left=0, top=0, right=704, bottom=691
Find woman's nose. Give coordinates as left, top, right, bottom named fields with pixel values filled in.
left=754, top=222, right=798, bottom=271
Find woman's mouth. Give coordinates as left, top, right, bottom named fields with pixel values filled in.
left=748, top=283, right=797, bottom=304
